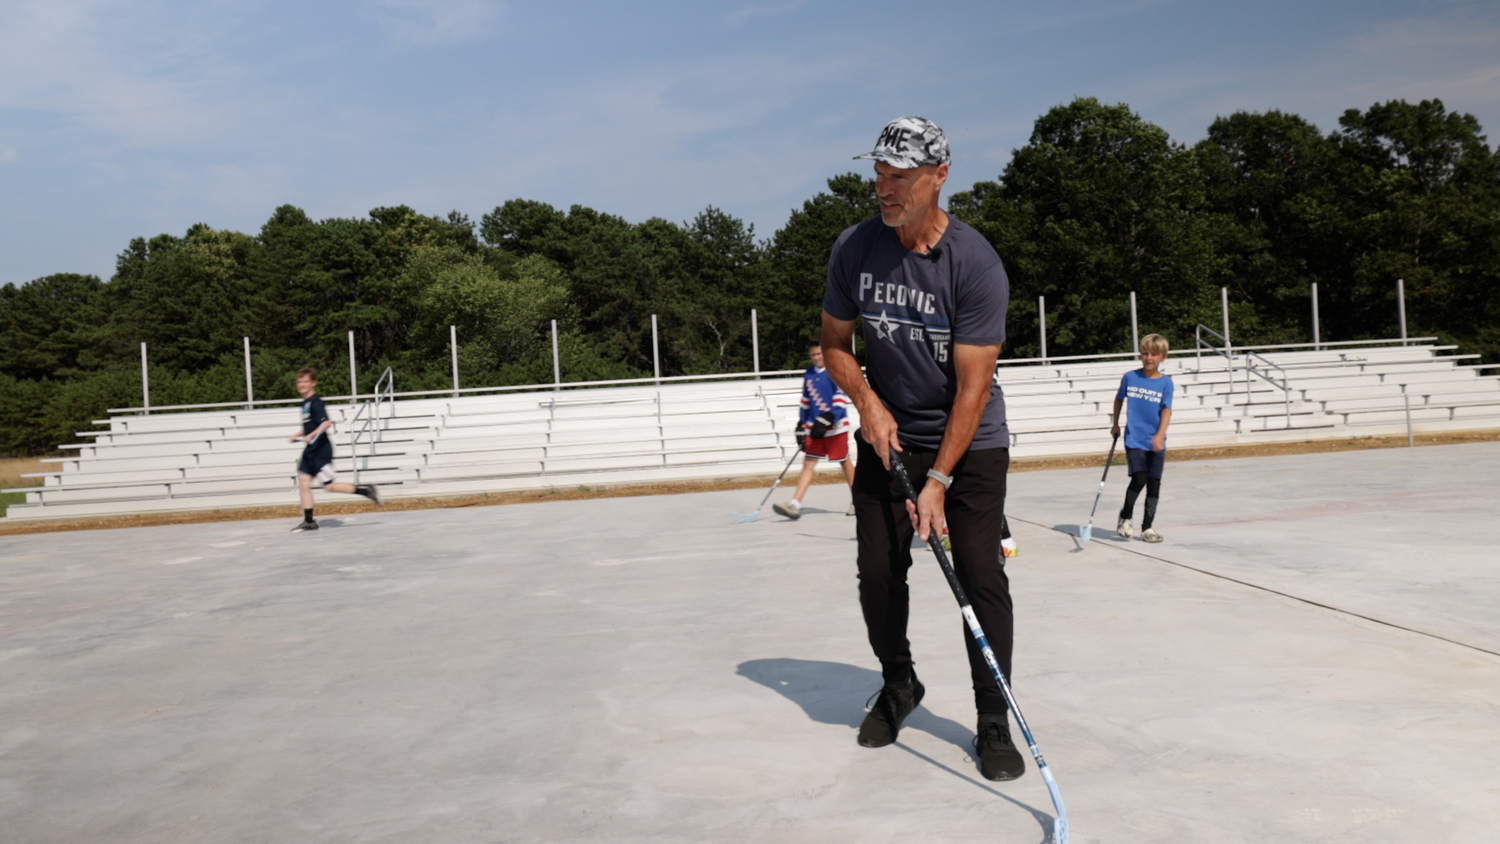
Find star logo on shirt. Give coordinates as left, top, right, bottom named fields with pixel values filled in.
left=874, top=309, right=898, bottom=343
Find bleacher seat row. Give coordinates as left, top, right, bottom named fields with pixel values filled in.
left=6, top=344, right=1497, bottom=520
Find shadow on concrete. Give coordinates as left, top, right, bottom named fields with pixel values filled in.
left=894, top=742, right=1058, bottom=844
left=736, top=657, right=1054, bottom=840
left=316, top=519, right=383, bottom=529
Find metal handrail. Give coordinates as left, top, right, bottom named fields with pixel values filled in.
left=1194, top=325, right=1294, bottom=427
left=104, top=335, right=1444, bottom=417
left=348, top=367, right=394, bottom=484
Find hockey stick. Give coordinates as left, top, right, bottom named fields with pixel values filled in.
left=1078, top=434, right=1120, bottom=543
left=889, top=448, right=1070, bottom=844
left=730, top=443, right=804, bottom=523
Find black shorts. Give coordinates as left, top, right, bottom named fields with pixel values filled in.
left=297, top=452, right=336, bottom=487
left=1125, top=446, right=1166, bottom=479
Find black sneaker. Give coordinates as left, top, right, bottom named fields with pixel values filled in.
left=857, top=674, right=925, bottom=748
left=973, top=713, right=1025, bottom=781
left=290, top=519, right=319, bottom=533
left=357, top=484, right=384, bottom=506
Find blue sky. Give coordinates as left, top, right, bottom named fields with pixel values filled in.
left=3, top=0, right=1499, bottom=285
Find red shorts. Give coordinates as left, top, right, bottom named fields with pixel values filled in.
left=803, top=430, right=849, bottom=462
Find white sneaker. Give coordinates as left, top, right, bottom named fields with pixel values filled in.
left=1141, top=528, right=1163, bottom=543
left=772, top=501, right=802, bottom=520
left=1116, top=519, right=1134, bottom=539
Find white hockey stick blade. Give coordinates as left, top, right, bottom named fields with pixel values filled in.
left=730, top=511, right=759, bottom=524
left=1078, top=523, right=1092, bottom=543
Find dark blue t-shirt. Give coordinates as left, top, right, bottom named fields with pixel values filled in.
left=1116, top=370, right=1174, bottom=450
left=300, top=395, right=333, bottom=462
left=822, top=216, right=1010, bottom=450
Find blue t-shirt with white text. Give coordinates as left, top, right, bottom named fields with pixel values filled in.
left=1116, top=370, right=1174, bottom=451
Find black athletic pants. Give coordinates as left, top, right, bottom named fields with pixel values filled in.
left=852, top=434, right=1014, bottom=715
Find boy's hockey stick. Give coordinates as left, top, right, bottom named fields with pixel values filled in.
left=889, top=448, right=1070, bottom=844
left=731, top=443, right=804, bottom=523
left=1079, top=434, right=1120, bottom=543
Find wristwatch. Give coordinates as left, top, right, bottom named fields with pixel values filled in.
left=926, top=468, right=953, bottom=490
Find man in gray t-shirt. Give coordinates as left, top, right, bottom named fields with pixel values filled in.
left=820, top=116, right=1024, bottom=782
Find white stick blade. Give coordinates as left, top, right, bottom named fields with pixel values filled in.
left=1079, top=525, right=1092, bottom=543
left=730, top=512, right=758, bottom=524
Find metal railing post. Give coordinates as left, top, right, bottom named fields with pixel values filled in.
left=551, top=319, right=561, bottom=390
left=1311, top=283, right=1320, bottom=352
left=450, top=325, right=460, bottom=398
left=1402, top=384, right=1414, bottom=446
left=140, top=342, right=150, bottom=415
left=1397, top=278, right=1407, bottom=346
left=1129, top=291, right=1139, bottom=353
left=243, top=336, right=254, bottom=409
left=348, top=330, right=358, bottom=398
left=751, top=308, right=760, bottom=378
left=1221, top=287, right=1231, bottom=356
left=651, top=314, right=661, bottom=384
left=1038, top=295, right=1047, bottom=364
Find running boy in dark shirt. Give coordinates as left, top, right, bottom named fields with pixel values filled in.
left=1110, top=334, right=1173, bottom=543
left=289, top=368, right=382, bottom=532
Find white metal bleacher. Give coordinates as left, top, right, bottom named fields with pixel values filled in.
left=6, top=342, right=1498, bottom=521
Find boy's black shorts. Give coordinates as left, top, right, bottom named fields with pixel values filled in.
left=1125, top=446, right=1166, bottom=478
left=297, top=453, right=337, bottom=487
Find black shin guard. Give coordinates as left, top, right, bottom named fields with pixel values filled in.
left=1120, top=472, right=1147, bottom=520
left=1142, top=477, right=1161, bottom=530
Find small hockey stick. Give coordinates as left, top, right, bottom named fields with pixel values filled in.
left=731, top=443, right=804, bottom=523
left=1078, top=434, right=1120, bottom=543
left=889, top=449, right=1070, bottom=844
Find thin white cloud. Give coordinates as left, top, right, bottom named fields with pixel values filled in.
left=724, top=0, right=808, bottom=28
left=1084, top=4, right=1500, bottom=144
left=1007, top=0, right=1174, bottom=36
left=0, top=1, right=292, bottom=150
left=367, top=0, right=504, bottom=48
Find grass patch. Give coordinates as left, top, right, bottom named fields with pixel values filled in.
left=0, top=491, right=26, bottom=517
left=0, top=456, right=46, bottom=518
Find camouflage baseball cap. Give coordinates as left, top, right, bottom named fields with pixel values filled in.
left=854, top=116, right=950, bottom=169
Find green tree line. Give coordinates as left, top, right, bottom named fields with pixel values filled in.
left=2, top=97, right=1496, bottom=455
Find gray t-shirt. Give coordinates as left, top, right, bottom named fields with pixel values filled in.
left=822, top=215, right=1010, bottom=450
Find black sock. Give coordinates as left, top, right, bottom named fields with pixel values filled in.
left=303, top=508, right=313, bottom=522
left=882, top=663, right=915, bottom=686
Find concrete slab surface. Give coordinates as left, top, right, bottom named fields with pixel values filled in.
left=2, top=443, right=1498, bottom=843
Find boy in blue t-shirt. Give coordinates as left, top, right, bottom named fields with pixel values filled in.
left=1110, top=334, right=1174, bottom=542
left=288, top=368, right=383, bottom=532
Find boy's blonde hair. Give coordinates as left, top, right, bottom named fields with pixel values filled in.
left=1140, top=334, right=1169, bottom=355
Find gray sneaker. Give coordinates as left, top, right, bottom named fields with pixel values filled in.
left=356, top=484, right=384, bottom=506
left=1117, top=518, right=1134, bottom=539
left=290, top=519, right=319, bottom=533
left=772, top=501, right=802, bottom=520
left=1141, top=528, right=1163, bottom=543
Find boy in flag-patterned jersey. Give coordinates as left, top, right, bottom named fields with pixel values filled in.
left=773, top=337, right=855, bottom=520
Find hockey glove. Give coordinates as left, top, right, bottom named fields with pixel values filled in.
left=810, top=411, right=835, bottom=439
left=795, top=427, right=808, bottom=449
